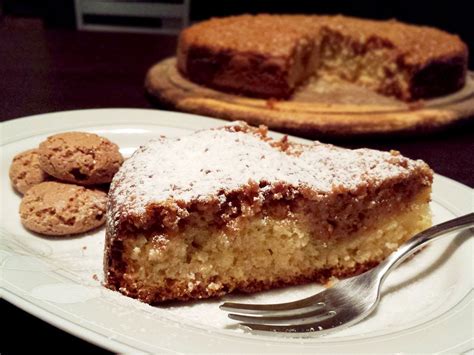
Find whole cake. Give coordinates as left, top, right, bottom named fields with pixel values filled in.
left=177, top=14, right=468, bottom=101
left=104, top=122, right=433, bottom=303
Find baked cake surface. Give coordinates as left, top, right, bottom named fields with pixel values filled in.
left=177, top=14, right=468, bottom=101
left=104, top=122, right=433, bottom=303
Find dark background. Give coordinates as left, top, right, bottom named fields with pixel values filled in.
left=1, top=1, right=473, bottom=354
left=2, top=0, right=474, bottom=69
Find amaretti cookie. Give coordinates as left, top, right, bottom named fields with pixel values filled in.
left=9, top=149, right=51, bottom=194
left=20, top=181, right=107, bottom=236
left=38, top=132, right=123, bottom=185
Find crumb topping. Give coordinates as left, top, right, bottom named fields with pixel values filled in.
left=108, top=122, right=430, bottom=230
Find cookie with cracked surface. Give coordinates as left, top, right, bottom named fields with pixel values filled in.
left=38, top=132, right=123, bottom=185
left=20, top=181, right=107, bottom=236
left=9, top=149, right=52, bottom=194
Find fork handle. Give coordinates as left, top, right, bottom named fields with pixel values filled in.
left=377, top=213, right=474, bottom=285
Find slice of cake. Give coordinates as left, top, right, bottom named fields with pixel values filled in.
left=177, top=14, right=467, bottom=101
left=104, top=122, right=432, bottom=303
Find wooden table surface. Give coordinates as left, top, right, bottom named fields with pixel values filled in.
left=1, top=17, right=473, bottom=354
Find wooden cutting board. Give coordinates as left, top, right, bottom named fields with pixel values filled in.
left=145, top=58, right=474, bottom=138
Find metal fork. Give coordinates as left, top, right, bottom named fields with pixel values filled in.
left=220, top=213, right=474, bottom=334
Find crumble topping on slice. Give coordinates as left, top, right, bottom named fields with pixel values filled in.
left=108, top=122, right=430, bottom=229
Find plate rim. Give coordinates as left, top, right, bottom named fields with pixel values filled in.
left=1, top=108, right=473, bottom=353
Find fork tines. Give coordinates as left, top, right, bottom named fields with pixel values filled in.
left=219, top=290, right=346, bottom=334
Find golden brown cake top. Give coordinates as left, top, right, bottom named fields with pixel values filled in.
left=180, top=14, right=316, bottom=57
left=108, top=122, right=432, bottom=230
left=180, top=14, right=467, bottom=66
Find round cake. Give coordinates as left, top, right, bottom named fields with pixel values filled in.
left=177, top=14, right=468, bottom=101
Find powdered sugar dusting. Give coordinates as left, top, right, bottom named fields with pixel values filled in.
left=108, top=122, right=428, bottom=225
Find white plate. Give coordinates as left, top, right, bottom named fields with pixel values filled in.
left=1, top=109, right=473, bottom=353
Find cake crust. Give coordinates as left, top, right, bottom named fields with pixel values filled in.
left=177, top=14, right=468, bottom=101
left=104, top=122, right=433, bottom=303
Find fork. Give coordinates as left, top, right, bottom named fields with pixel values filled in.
left=220, top=213, right=474, bottom=334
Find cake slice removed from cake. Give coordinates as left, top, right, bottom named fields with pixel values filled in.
left=104, top=122, right=432, bottom=303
